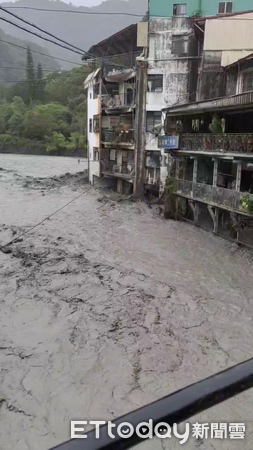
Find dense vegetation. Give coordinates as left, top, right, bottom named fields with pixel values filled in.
left=0, top=48, right=90, bottom=155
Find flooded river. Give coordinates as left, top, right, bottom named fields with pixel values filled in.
left=0, top=154, right=253, bottom=450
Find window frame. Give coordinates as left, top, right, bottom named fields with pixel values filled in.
left=146, top=111, right=162, bottom=133
left=242, top=70, right=253, bottom=93
left=171, top=34, right=189, bottom=55
left=173, top=3, right=187, bottom=17
left=93, top=115, right=100, bottom=134
left=147, top=74, right=163, bottom=93
left=93, top=147, right=99, bottom=161
left=89, top=118, right=93, bottom=133
left=218, top=2, right=233, bottom=14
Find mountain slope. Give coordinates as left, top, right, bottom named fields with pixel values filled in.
left=0, top=0, right=148, bottom=69
left=0, top=27, right=60, bottom=82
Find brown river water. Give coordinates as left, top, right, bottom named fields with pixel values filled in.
left=0, top=154, right=253, bottom=450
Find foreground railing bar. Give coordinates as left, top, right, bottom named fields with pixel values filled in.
left=50, top=358, right=253, bottom=450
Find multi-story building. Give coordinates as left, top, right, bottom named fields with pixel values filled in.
left=146, top=0, right=253, bottom=194
left=84, top=24, right=145, bottom=194
left=159, top=11, right=253, bottom=245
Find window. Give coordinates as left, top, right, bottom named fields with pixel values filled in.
left=147, top=75, right=163, bottom=92
left=218, top=2, right=233, bottom=14
left=173, top=4, right=187, bottom=16
left=93, top=115, right=100, bottom=133
left=93, top=83, right=99, bottom=99
left=93, top=148, right=99, bottom=161
left=172, top=35, right=189, bottom=55
left=146, top=111, right=161, bottom=133
left=89, top=119, right=92, bottom=133
left=110, top=149, right=116, bottom=161
left=243, top=71, right=253, bottom=93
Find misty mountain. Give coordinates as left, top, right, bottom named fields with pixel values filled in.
left=0, top=0, right=148, bottom=70
left=0, top=27, right=60, bottom=83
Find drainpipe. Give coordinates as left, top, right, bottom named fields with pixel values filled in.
left=198, top=0, right=202, bottom=14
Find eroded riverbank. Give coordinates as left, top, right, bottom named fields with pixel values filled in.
left=0, top=158, right=253, bottom=450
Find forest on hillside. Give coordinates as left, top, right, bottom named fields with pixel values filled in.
left=0, top=27, right=60, bottom=82
left=0, top=48, right=90, bottom=155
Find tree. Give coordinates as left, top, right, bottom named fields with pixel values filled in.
left=36, top=63, right=45, bottom=102
left=24, top=102, right=72, bottom=140
left=46, top=132, right=70, bottom=153
left=142, top=10, right=149, bottom=21
left=7, top=97, right=27, bottom=136
left=26, top=46, right=36, bottom=102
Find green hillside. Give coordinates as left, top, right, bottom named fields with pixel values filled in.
left=0, top=27, right=60, bottom=83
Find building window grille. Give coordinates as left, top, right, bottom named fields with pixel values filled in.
left=172, top=35, right=189, bottom=55
left=173, top=4, right=187, bottom=16
left=93, top=116, right=100, bottom=133
left=146, top=111, right=162, bottom=133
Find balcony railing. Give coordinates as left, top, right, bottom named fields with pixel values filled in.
left=101, top=93, right=135, bottom=110
left=101, top=161, right=135, bottom=181
left=171, top=178, right=253, bottom=213
left=180, top=133, right=253, bottom=154
left=102, top=129, right=134, bottom=146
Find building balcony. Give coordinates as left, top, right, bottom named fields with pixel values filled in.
left=101, top=128, right=134, bottom=148
left=170, top=178, right=253, bottom=215
left=179, top=134, right=253, bottom=155
left=101, top=93, right=135, bottom=111
left=100, top=161, right=135, bottom=182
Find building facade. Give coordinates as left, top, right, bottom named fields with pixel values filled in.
left=150, top=0, right=253, bottom=18
left=84, top=3, right=253, bottom=245
left=84, top=25, right=143, bottom=194
left=159, top=12, right=253, bottom=245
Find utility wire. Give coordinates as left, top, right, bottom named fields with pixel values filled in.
left=0, top=185, right=92, bottom=252
left=1, top=6, right=145, bottom=16
left=0, top=37, right=85, bottom=67
left=0, top=66, right=64, bottom=72
left=0, top=6, right=198, bottom=69
left=0, top=6, right=86, bottom=55
left=0, top=16, right=84, bottom=55
left=5, top=7, right=253, bottom=20
left=0, top=6, right=133, bottom=68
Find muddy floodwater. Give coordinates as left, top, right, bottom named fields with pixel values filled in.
left=0, top=154, right=253, bottom=450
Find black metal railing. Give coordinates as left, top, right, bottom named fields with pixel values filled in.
left=171, top=178, right=253, bottom=213
left=180, top=133, right=253, bottom=154
left=102, top=129, right=134, bottom=145
left=49, top=358, right=253, bottom=449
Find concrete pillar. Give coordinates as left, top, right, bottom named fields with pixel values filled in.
left=117, top=179, right=123, bottom=194
left=189, top=201, right=199, bottom=226
left=213, top=159, right=218, bottom=187
left=235, top=162, right=242, bottom=192
left=175, top=158, right=180, bottom=178
left=193, top=158, right=198, bottom=183
left=117, top=150, right=122, bottom=169
left=208, top=205, right=219, bottom=234
left=134, top=58, right=148, bottom=199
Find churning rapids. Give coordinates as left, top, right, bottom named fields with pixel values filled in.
left=0, top=154, right=252, bottom=450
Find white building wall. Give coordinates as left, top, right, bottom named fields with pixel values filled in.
left=146, top=18, right=194, bottom=187
left=87, top=84, right=101, bottom=184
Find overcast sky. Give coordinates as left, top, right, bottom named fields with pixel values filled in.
left=0, top=0, right=103, bottom=5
